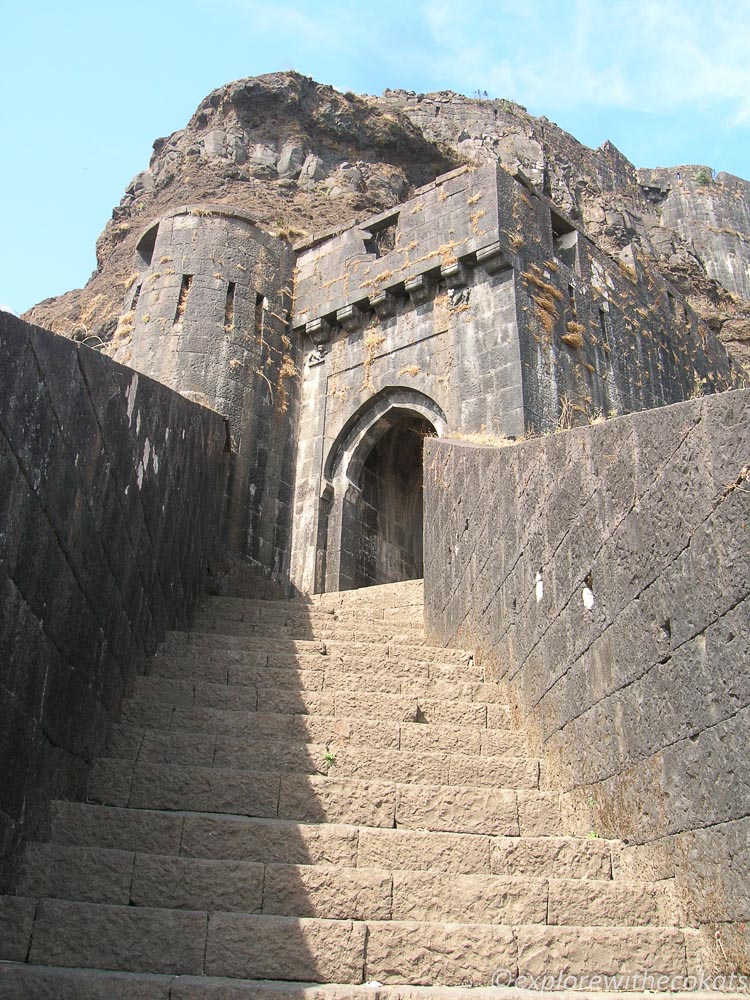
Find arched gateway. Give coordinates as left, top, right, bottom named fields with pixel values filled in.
left=318, top=388, right=447, bottom=593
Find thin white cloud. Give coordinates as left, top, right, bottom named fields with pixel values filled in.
left=0, top=304, right=18, bottom=316
left=419, top=0, right=750, bottom=127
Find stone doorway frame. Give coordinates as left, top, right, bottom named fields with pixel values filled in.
left=317, top=387, right=447, bottom=593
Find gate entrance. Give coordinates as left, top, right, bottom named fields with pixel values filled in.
left=353, top=416, right=431, bottom=588
left=318, top=389, right=446, bottom=593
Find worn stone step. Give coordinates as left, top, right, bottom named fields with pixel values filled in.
left=89, top=758, right=536, bottom=835
left=162, top=632, right=474, bottom=666
left=3, top=902, right=690, bottom=987
left=49, top=802, right=614, bottom=878
left=50, top=804, right=359, bottom=867
left=5, top=899, right=687, bottom=987
left=188, top=618, right=425, bottom=644
left=363, top=921, right=691, bottom=987
left=20, top=845, right=671, bottom=926
left=5, top=962, right=740, bottom=1000
left=357, top=828, right=617, bottom=879
left=2, top=897, right=207, bottom=977
left=105, top=728, right=535, bottom=784
left=23, top=841, right=673, bottom=926
left=117, top=703, right=512, bottom=754
left=149, top=647, right=485, bottom=688
left=132, top=668, right=506, bottom=704
left=199, top=595, right=425, bottom=625
left=129, top=675, right=504, bottom=724
left=315, top=578, right=424, bottom=608
left=0, top=963, right=523, bottom=1000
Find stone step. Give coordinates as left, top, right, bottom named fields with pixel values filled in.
left=49, top=803, right=616, bottom=878
left=117, top=704, right=512, bottom=754
left=149, top=647, right=485, bottom=687
left=135, top=660, right=507, bottom=708
left=162, top=632, right=474, bottom=666
left=189, top=623, right=426, bottom=644
left=87, top=759, right=549, bottom=835
left=191, top=607, right=424, bottom=632
left=5, top=964, right=742, bottom=1000
left=128, top=677, right=506, bottom=724
left=0, top=898, right=693, bottom=986
left=0, top=963, right=518, bottom=1000
left=105, top=728, right=536, bottom=785
left=315, top=578, right=424, bottom=607
left=18, top=843, right=677, bottom=926
left=197, top=599, right=425, bottom=628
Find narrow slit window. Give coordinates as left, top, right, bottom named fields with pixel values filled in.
left=254, top=292, right=265, bottom=336
left=130, top=283, right=142, bottom=313
left=568, top=284, right=577, bottom=321
left=225, top=281, right=236, bottom=329
left=599, top=308, right=611, bottom=347
left=174, top=275, right=192, bottom=324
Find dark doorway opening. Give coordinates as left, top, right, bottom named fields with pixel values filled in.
left=351, top=416, right=432, bottom=588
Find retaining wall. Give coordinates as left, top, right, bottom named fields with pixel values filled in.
left=424, top=389, right=750, bottom=971
left=0, top=312, right=228, bottom=888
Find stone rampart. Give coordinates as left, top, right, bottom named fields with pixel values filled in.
left=424, top=389, right=750, bottom=970
left=0, top=312, right=228, bottom=887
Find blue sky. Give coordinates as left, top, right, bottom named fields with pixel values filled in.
left=1, top=0, right=748, bottom=315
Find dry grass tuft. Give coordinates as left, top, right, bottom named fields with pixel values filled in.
left=562, top=322, right=586, bottom=349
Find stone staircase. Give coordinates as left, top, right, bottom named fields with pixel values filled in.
left=0, top=580, right=706, bottom=997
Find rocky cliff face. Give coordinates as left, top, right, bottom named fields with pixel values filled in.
left=23, top=71, right=750, bottom=372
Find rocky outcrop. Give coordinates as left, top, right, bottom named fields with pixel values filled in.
left=22, top=72, right=750, bottom=373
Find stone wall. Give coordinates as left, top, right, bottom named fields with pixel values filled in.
left=112, top=207, right=299, bottom=584
left=290, top=162, right=741, bottom=593
left=0, top=312, right=228, bottom=888
left=424, top=389, right=750, bottom=971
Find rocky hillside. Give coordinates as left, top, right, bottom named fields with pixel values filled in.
left=24, top=71, right=750, bottom=372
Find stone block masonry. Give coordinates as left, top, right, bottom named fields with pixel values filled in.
left=113, top=206, right=298, bottom=584
left=0, top=311, right=228, bottom=889
left=289, top=162, right=741, bottom=593
left=424, top=388, right=750, bottom=972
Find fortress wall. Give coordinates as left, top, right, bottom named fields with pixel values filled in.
left=113, top=209, right=299, bottom=584
left=0, top=312, right=227, bottom=888
left=289, top=166, right=524, bottom=592
left=424, top=389, right=750, bottom=970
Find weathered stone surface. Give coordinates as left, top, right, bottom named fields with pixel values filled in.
left=0, top=895, right=36, bottom=962
left=391, top=871, right=547, bottom=923
left=364, top=919, right=517, bottom=986
left=490, top=836, right=613, bottom=879
left=0, top=313, right=227, bottom=888
left=262, top=864, right=392, bottom=919
left=423, top=391, right=750, bottom=963
left=515, top=925, right=688, bottom=980
left=357, top=828, right=491, bottom=874
left=278, top=775, right=397, bottom=827
left=0, top=964, right=172, bottom=999
left=277, top=142, right=306, bottom=179
left=50, top=802, right=183, bottom=855
left=323, top=746, right=450, bottom=785
left=213, top=737, right=328, bottom=774
left=548, top=877, right=677, bottom=926
left=448, top=754, right=539, bottom=789
left=395, top=785, right=518, bottom=835
left=516, top=790, right=562, bottom=836
left=205, top=914, right=366, bottom=982
left=129, top=762, right=280, bottom=816
left=399, top=723, right=481, bottom=755
left=131, top=855, right=264, bottom=911
left=29, top=899, right=207, bottom=975
left=180, top=814, right=359, bottom=866
left=19, top=843, right=134, bottom=904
